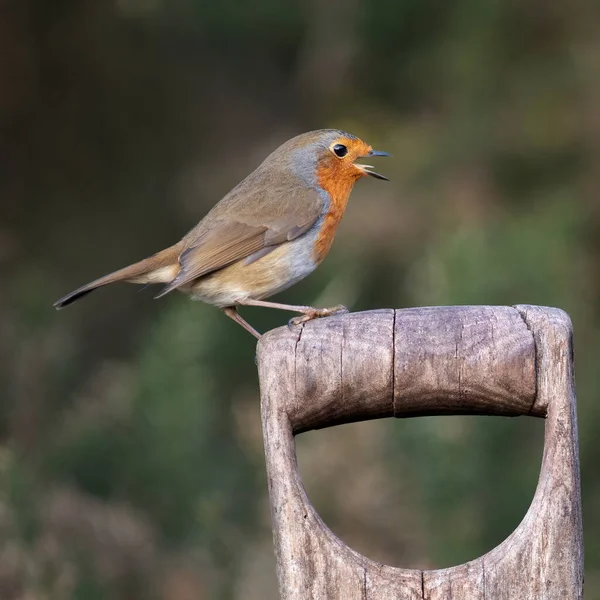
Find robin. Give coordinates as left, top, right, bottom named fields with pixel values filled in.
left=54, top=129, right=389, bottom=338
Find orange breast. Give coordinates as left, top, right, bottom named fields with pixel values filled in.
left=313, top=160, right=357, bottom=263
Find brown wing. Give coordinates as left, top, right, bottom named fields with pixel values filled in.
left=154, top=186, right=322, bottom=298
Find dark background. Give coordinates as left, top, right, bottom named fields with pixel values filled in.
left=2, top=1, right=599, bottom=598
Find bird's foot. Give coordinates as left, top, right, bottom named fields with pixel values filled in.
left=288, top=304, right=349, bottom=328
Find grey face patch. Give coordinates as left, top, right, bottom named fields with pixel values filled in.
left=289, top=145, right=319, bottom=186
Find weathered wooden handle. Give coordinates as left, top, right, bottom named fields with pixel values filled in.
left=259, top=306, right=538, bottom=434
left=257, top=305, right=583, bottom=600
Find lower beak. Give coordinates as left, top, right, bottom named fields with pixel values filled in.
left=357, top=149, right=391, bottom=180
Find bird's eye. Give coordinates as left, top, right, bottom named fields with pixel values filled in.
left=332, top=144, right=348, bottom=158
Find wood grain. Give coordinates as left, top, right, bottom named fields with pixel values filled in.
left=293, top=309, right=395, bottom=433
left=256, top=305, right=583, bottom=599
left=394, top=306, right=537, bottom=417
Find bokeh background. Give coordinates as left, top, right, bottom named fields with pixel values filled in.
left=2, top=0, right=599, bottom=598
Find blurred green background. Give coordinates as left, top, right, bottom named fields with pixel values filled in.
left=2, top=0, right=599, bottom=598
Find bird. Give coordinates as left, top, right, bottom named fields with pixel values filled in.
left=54, top=129, right=390, bottom=338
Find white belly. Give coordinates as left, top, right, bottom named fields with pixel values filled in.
left=185, top=228, right=320, bottom=307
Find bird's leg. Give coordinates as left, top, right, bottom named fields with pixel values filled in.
left=222, top=306, right=262, bottom=339
left=236, top=298, right=348, bottom=327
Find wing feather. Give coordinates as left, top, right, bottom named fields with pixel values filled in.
left=155, top=185, right=323, bottom=298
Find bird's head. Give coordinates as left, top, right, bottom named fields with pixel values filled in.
left=264, top=129, right=390, bottom=193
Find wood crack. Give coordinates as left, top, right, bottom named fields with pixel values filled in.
left=482, top=555, right=486, bottom=600
left=293, top=322, right=305, bottom=419
left=392, top=309, right=396, bottom=415
left=513, top=305, right=539, bottom=415
left=340, top=319, right=345, bottom=409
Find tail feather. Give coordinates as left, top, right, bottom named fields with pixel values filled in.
left=54, top=246, right=180, bottom=309
left=54, top=282, right=104, bottom=308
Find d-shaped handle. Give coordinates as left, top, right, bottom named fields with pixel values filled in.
left=257, top=305, right=583, bottom=600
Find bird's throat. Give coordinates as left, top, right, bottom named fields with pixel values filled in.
left=313, top=161, right=357, bottom=263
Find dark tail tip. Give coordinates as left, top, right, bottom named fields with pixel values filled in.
left=54, top=287, right=96, bottom=310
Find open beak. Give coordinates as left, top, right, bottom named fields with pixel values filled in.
left=356, top=149, right=391, bottom=181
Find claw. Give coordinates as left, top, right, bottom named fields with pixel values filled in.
left=287, top=305, right=349, bottom=329
left=325, top=304, right=349, bottom=316
left=289, top=314, right=312, bottom=327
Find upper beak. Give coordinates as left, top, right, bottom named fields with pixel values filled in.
left=357, top=149, right=391, bottom=181
left=368, top=150, right=391, bottom=157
